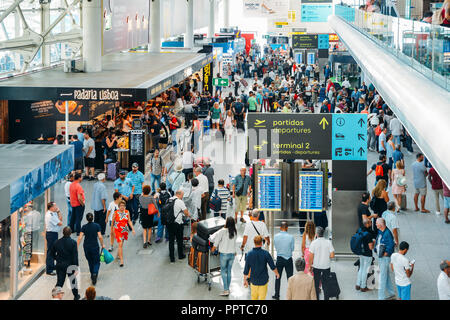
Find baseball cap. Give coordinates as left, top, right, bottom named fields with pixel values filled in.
left=52, top=286, right=63, bottom=296
left=119, top=170, right=127, bottom=175
left=97, top=173, right=105, bottom=181
left=132, top=162, right=139, bottom=168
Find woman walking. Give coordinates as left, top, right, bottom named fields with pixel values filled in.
left=210, top=217, right=238, bottom=296
left=391, top=161, right=406, bottom=213
left=224, top=110, right=234, bottom=143
left=139, top=185, right=158, bottom=248
left=301, top=220, right=316, bottom=275
left=112, top=201, right=136, bottom=267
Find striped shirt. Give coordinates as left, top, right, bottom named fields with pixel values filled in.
left=216, top=187, right=231, bottom=216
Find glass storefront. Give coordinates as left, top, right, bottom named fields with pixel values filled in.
left=0, top=216, right=11, bottom=300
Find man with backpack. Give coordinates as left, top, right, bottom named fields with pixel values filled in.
left=367, top=154, right=390, bottom=186
left=162, top=190, right=190, bottom=263
left=352, top=218, right=376, bottom=292
left=155, top=182, right=171, bottom=243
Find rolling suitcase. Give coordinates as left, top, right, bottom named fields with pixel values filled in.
left=188, top=247, right=196, bottom=268
left=107, top=162, right=120, bottom=181
left=192, top=235, right=209, bottom=252
left=196, top=251, right=208, bottom=274
left=197, top=217, right=226, bottom=241
left=400, top=194, right=407, bottom=210
left=324, top=272, right=341, bottom=299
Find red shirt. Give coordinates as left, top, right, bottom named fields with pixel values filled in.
left=428, top=168, right=443, bottom=190
left=169, top=117, right=179, bottom=131
left=70, top=181, right=85, bottom=207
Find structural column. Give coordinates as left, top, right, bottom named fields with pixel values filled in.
left=82, top=0, right=102, bottom=72
left=185, top=0, right=194, bottom=49
left=208, top=0, right=215, bottom=39
left=41, top=2, right=51, bottom=67
left=223, top=0, right=229, bottom=28
left=149, top=0, right=161, bottom=53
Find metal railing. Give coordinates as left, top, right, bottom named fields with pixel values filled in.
left=334, top=5, right=450, bottom=91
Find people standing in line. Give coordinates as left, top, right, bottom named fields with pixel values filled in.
left=106, top=192, right=121, bottom=252
left=356, top=219, right=376, bottom=292
left=112, top=200, right=136, bottom=267
left=91, top=173, right=108, bottom=236
left=202, top=159, right=215, bottom=214
left=83, top=131, right=96, bottom=180
left=272, top=221, right=295, bottom=300
left=215, top=179, right=231, bottom=219
left=139, top=185, right=158, bottom=248
left=45, top=202, right=63, bottom=276
left=127, top=162, right=145, bottom=224
left=155, top=182, right=171, bottom=242
left=389, top=116, right=402, bottom=146
left=309, top=226, right=335, bottom=300
left=50, top=227, right=80, bottom=300
left=374, top=218, right=396, bottom=300
left=241, top=210, right=270, bottom=258
left=301, top=220, right=316, bottom=275
left=77, top=213, right=105, bottom=285
left=382, top=202, right=400, bottom=247
left=168, top=190, right=190, bottom=263
left=286, top=258, right=317, bottom=300
left=392, top=145, right=404, bottom=169
left=70, top=135, right=84, bottom=174
left=412, top=153, right=430, bottom=213
left=64, top=174, right=73, bottom=229
left=428, top=165, right=444, bottom=215
left=437, top=260, right=450, bottom=300
left=390, top=241, right=414, bottom=300
left=168, top=163, right=185, bottom=194
left=378, top=126, right=387, bottom=156
left=194, top=167, right=209, bottom=221
left=210, top=217, right=238, bottom=296
left=391, top=161, right=406, bottom=213
left=243, top=235, right=280, bottom=300
left=371, top=179, right=389, bottom=232
left=182, top=146, right=195, bottom=180
left=385, top=134, right=395, bottom=174
left=150, top=149, right=163, bottom=192
left=69, top=173, right=85, bottom=236
left=233, top=167, right=252, bottom=224
left=444, top=183, right=450, bottom=224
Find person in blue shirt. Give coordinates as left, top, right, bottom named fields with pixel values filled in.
left=243, top=235, right=280, bottom=300
left=375, top=218, right=396, bottom=300
left=392, top=145, right=404, bottom=169
left=127, top=163, right=145, bottom=224
left=114, top=170, right=133, bottom=218
left=272, top=222, right=295, bottom=300
left=76, top=126, right=84, bottom=143
left=91, top=173, right=108, bottom=235
left=70, top=135, right=84, bottom=173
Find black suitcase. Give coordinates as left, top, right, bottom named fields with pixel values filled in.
left=197, top=217, right=226, bottom=241
left=324, top=272, right=341, bottom=299
left=192, top=235, right=209, bottom=252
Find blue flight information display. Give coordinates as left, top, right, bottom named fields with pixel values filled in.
left=258, top=170, right=282, bottom=211
left=299, top=171, right=323, bottom=212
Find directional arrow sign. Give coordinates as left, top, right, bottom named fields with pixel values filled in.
left=358, top=133, right=365, bottom=141
left=357, top=147, right=365, bottom=156
left=213, top=78, right=229, bottom=87
left=358, top=118, right=365, bottom=128
left=319, top=117, right=329, bottom=130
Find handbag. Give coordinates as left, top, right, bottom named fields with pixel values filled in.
left=100, top=248, right=114, bottom=264
left=148, top=202, right=158, bottom=215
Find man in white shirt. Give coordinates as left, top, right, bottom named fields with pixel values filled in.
left=240, top=210, right=270, bottom=255
left=390, top=241, right=414, bottom=300
left=382, top=202, right=400, bottom=247
left=168, top=190, right=190, bottom=263
left=45, top=202, right=63, bottom=275
left=64, top=174, right=73, bottom=229
left=309, top=226, right=335, bottom=300
left=182, top=147, right=194, bottom=180
left=389, top=116, right=403, bottom=146
left=83, top=131, right=96, bottom=180
left=342, top=78, right=351, bottom=89
left=438, top=260, right=450, bottom=300
left=194, top=167, right=209, bottom=221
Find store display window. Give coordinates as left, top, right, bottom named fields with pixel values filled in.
left=0, top=216, right=11, bottom=300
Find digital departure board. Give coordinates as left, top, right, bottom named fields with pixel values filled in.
left=298, top=171, right=323, bottom=212
left=130, top=130, right=145, bottom=156
left=258, top=169, right=282, bottom=211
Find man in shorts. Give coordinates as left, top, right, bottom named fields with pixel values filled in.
left=71, top=134, right=84, bottom=174
left=412, top=153, right=429, bottom=213
left=232, top=167, right=252, bottom=223
left=83, top=131, right=96, bottom=180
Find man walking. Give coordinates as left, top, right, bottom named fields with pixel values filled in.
left=309, top=226, right=335, bottom=300
left=375, top=218, right=396, bottom=300
left=391, top=241, right=414, bottom=300
left=243, top=235, right=280, bottom=300
left=412, top=153, right=430, bottom=213
left=77, top=213, right=105, bottom=285
left=168, top=190, right=190, bottom=263
left=83, top=131, right=96, bottom=180
left=69, top=173, right=85, bottom=236
left=233, top=167, right=252, bottom=223
left=127, top=163, right=145, bottom=224
left=202, top=159, right=215, bottom=214
left=241, top=210, right=270, bottom=258
left=428, top=166, right=444, bottom=215
left=355, top=219, right=375, bottom=292
left=272, top=221, right=295, bottom=300
left=194, top=167, right=209, bottom=221
left=286, top=258, right=316, bottom=300
left=45, top=202, right=63, bottom=275
left=92, top=173, right=108, bottom=236
left=50, top=227, right=80, bottom=300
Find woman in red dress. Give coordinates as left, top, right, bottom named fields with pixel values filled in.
left=112, top=201, right=135, bottom=267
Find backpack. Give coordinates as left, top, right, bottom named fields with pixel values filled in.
left=159, top=190, right=171, bottom=207
left=209, top=190, right=222, bottom=213
left=350, top=228, right=368, bottom=255
left=375, top=163, right=384, bottom=177
left=160, top=198, right=179, bottom=225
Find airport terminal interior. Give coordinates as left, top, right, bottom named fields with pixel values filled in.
left=0, top=0, right=449, bottom=302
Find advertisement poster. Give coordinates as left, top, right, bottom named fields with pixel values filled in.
left=243, top=0, right=289, bottom=18
left=202, top=63, right=213, bottom=95
left=10, top=176, right=24, bottom=214
left=30, top=100, right=88, bottom=120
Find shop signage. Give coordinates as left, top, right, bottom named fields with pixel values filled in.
left=202, top=62, right=213, bottom=95
left=292, top=34, right=318, bottom=49
left=57, top=88, right=136, bottom=101
left=212, top=78, right=229, bottom=87
left=329, top=34, right=339, bottom=41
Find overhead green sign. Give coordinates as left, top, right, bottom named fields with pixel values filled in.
left=212, top=78, right=229, bottom=87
